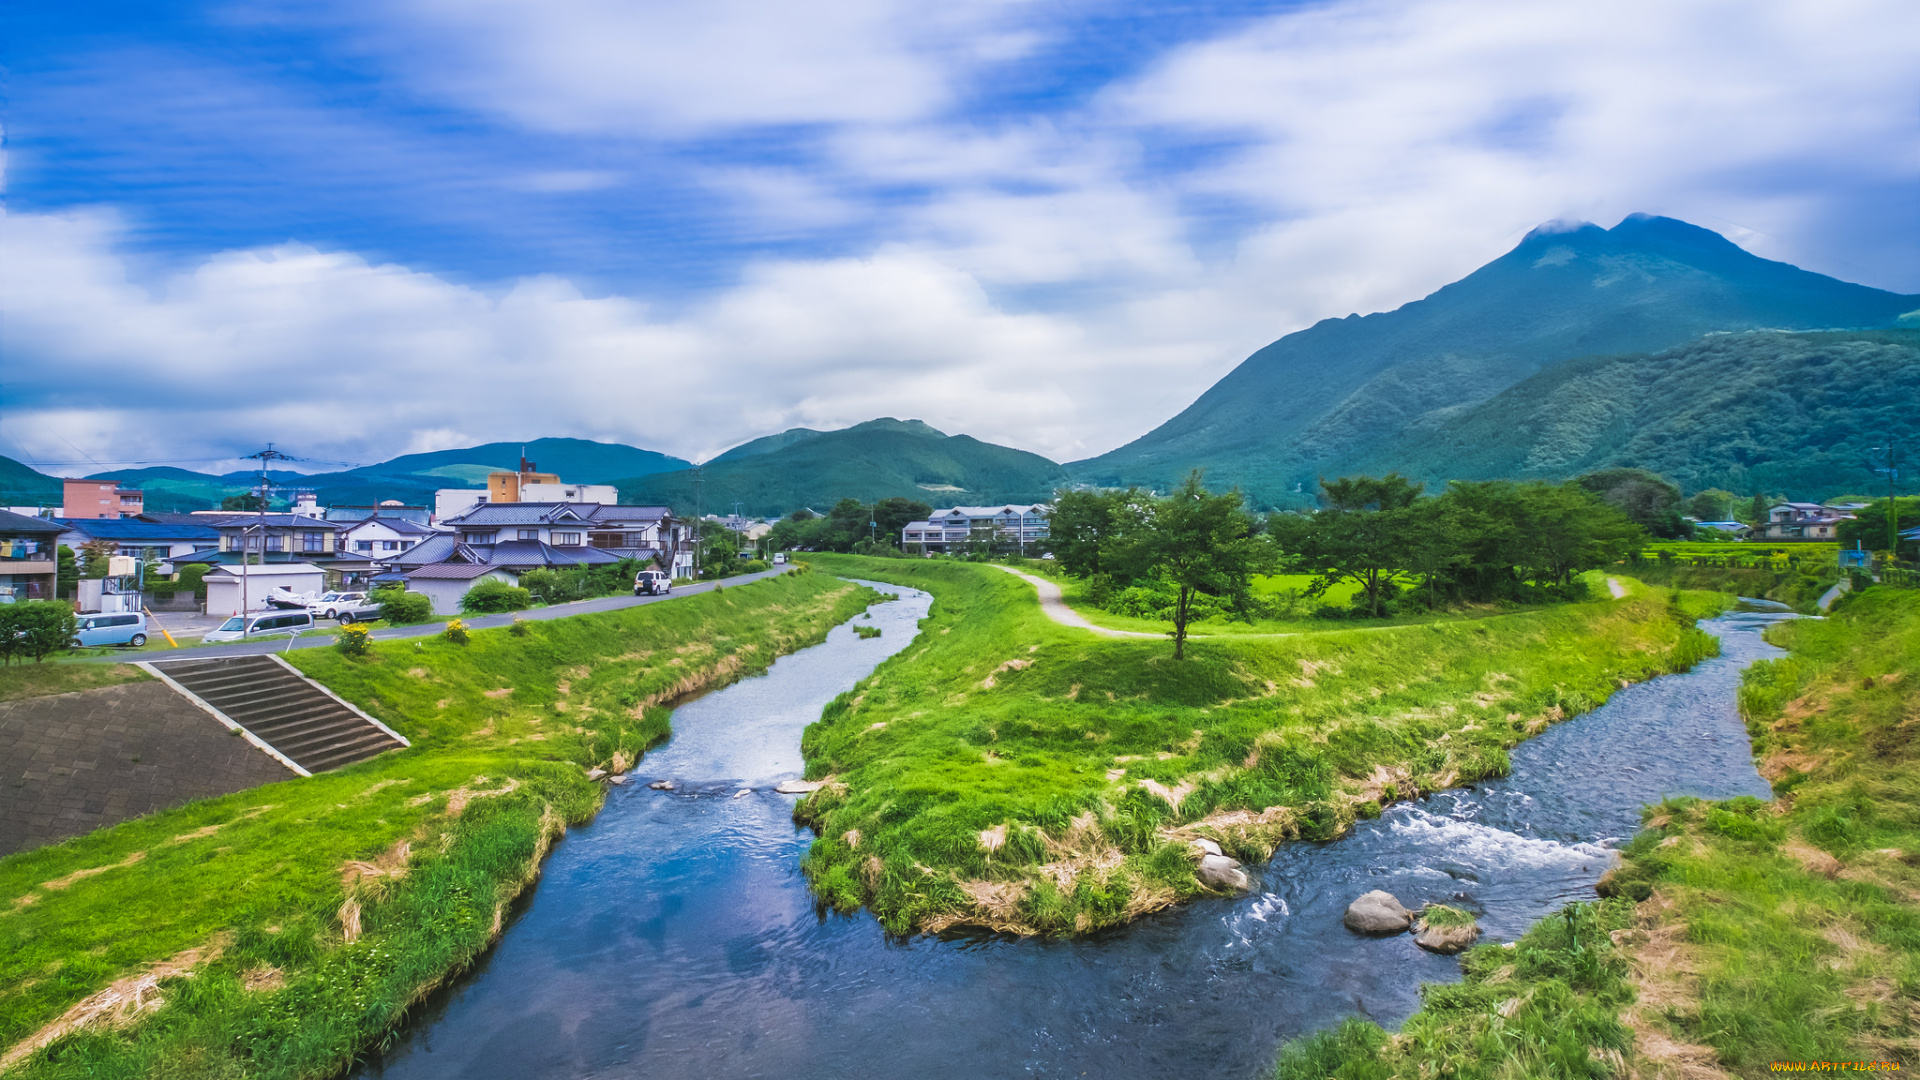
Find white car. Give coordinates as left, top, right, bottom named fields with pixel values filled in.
left=634, top=570, right=672, bottom=596
left=307, top=591, right=369, bottom=619
left=204, top=609, right=316, bottom=642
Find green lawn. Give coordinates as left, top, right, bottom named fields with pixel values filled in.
left=0, top=662, right=149, bottom=702
left=0, top=568, right=875, bottom=1079
left=795, top=556, right=1726, bottom=936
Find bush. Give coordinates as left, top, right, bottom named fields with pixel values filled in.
left=0, top=601, right=80, bottom=664
left=460, top=579, right=532, bottom=614
left=335, top=623, right=373, bottom=658
left=442, top=619, right=471, bottom=645
left=375, top=588, right=432, bottom=624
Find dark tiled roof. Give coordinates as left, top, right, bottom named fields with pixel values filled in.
left=406, top=562, right=515, bottom=581
left=52, top=518, right=220, bottom=541
left=206, top=514, right=347, bottom=530
left=137, top=512, right=225, bottom=526
left=486, top=539, right=623, bottom=568
left=348, top=515, right=439, bottom=535
left=0, top=509, right=67, bottom=535
left=387, top=534, right=462, bottom=567
left=445, top=502, right=674, bottom=527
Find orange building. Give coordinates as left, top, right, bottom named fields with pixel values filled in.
left=61, top=478, right=143, bottom=519
left=486, top=456, right=561, bottom=504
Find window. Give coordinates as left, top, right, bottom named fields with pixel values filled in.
left=400, top=541, right=413, bottom=550
left=244, top=535, right=262, bottom=551
left=518, top=529, right=540, bottom=540
left=553, top=532, right=581, bottom=546
left=464, top=531, right=497, bottom=545
left=302, top=531, right=325, bottom=552
left=382, top=540, right=398, bottom=550
left=356, top=540, right=374, bottom=552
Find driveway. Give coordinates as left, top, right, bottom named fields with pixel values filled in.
left=96, top=568, right=795, bottom=662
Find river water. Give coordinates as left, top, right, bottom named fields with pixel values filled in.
left=353, top=590, right=1794, bottom=1080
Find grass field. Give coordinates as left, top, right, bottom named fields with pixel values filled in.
left=794, top=556, right=1727, bottom=936
left=0, top=569, right=875, bottom=1079
left=0, top=662, right=149, bottom=702
left=1265, top=585, right=1920, bottom=1079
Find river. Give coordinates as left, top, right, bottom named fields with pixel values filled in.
left=352, top=588, right=1795, bottom=1080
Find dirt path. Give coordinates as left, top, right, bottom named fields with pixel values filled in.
left=992, top=567, right=1161, bottom=638
left=1608, top=577, right=1628, bottom=599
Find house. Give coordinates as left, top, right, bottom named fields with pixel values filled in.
left=204, top=563, right=327, bottom=616
left=436, top=501, right=694, bottom=576
left=1758, top=502, right=1854, bottom=541
left=435, top=489, right=489, bottom=523
left=60, top=478, right=143, bottom=519
left=902, top=505, right=1050, bottom=553
left=52, top=518, right=221, bottom=564
left=342, top=515, right=440, bottom=558
left=398, top=562, right=523, bottom=616
left=203, top=514, right=349, bottom=561
left=0, top=509, right=64, bottom=603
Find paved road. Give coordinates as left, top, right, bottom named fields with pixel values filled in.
left=96, top=568, right=795, bottom=662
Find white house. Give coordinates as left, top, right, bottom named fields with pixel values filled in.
left=401, top=562, right=522, bottom=616
left=342, top=515, right=440, bottom=558
left=902, top=505, right=1049, bottom=553
left=435, top=489, right=489, bottom=523
left=204, top=563, right=327, bottom=615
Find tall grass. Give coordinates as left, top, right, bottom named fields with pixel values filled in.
left=0, top=569, right=876, bottom=1078
left=796, top=556, right=1728, bottom=936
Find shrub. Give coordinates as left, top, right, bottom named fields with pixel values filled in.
left=442, top=619, right=471, bottom=645
left=508, top=619, right=531, bottom=637
left=460, top=578, right=532, bottom=614
left=374, top=588, right=432, bottom=624
left=335, top=623, right=373, bottom=658
left=0, top=600, right=80, bottom=664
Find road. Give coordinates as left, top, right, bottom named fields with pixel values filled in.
left=98, top=568, right=796, bottom=662
left=991, top=565, right=1161, bottom=638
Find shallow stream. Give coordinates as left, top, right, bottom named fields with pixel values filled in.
left=353, top=589, right=1794, bottom=1080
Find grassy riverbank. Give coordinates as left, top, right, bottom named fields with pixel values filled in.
left=794, top=556, right=1725, bottom=936
left=1270, top=586, right=1920, bottom=1079
left=0, top=569, right=874, bottom=1079
left=1619, top=559, right=1841, bottom=613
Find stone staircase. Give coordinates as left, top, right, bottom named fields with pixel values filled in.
left=141, top=655, right=408, bottom=776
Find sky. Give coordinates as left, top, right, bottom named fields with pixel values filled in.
left=3, top=0, right=1918, bottom=478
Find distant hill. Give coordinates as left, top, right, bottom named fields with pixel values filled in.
left=617, top=418, right=1071, bottom=516
left=1074, top=214, right=1920, bottom=507
left=0, top=455, right=60, bottom=507
left=1334, top=329, right=1920, bottom=501
left=355, top=438, right=689, bottom=485
left=83, top=466, right=248, bottom=513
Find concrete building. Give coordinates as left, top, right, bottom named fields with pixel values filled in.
left=400, top=562, right=522, bottom=616
left=61, top=478, right=143, bottom=519
left=902, top=505, right=1050, bottom=554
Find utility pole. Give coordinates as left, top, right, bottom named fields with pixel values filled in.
left=1872, top=438, right=1902, bottom=558
left=243, top=444, right=292, bottom=617
left=692, top=465, right=704, bottom=578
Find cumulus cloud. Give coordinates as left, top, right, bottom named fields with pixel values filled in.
left=9, top=0, right=1920, bottom=478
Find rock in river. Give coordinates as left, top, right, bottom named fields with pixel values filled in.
left=1412, top=907, right=1481, bottom=954
left=775, top=779, right=827, bottom=794
left=1197, top=853, right=1250, bottom=891
left=1344, top=890, right=1413, bottom=933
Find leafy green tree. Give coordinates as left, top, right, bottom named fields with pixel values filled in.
left=1122, top=472, right=1273, bottom=659
left=1270, top=475, right=1424, bottom=617
left=1686, top=488, right=1741, bottom=521
left=870, top=498, right=932, bottom=547
left=461, top=579, right=532, bottom=613
left=1575, top=469, right=1690, bottom=539
left=56, top=544, right=78, bottom=598
left=1744, top=493, right=1772, bottom=525
left=78, top=538, right=117, bottom=579
left=373, top=587, right=432, bottom=623
left=1042, top=490, right=1139, bottom=578
left=1836, top=497, right=1920, bottom=555
left=2, top=601, right=80, bottom=663
left=220, top=492, right=269, bottom=512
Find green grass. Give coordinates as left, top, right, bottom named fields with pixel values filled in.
left=1273, top=586, right=1920, bottom=1079
left=1595, top=586, right=1920, bottom=1070
left=0, top=662, right=148, bottom=702
left=1619, top=558, right=1840, bottom=613
left=794, top=556, right=1727, bottom=936
left=0, top=568, right=876, bottom=1078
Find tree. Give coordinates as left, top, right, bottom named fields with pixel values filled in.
left=1, top=601, right=79, bottom=663
left=56, top=544, right=78, bottom=599
left=78, top=538, right=117, bottom=580
left=1574, top=469, right=1691, bottom=539
left=1686, top=488, right=1742, bottom=522
left=1270, top=475, right=1425, bottom=617
left=1836, top=497, right=1920, bottom=556
left=1043, top=490, right=1128, bottom=576
left=221, top=492, right=269, bottom=512
left=1126, top=472, right=1273, bottom=659
left=870, top=498, right=932, bottom=548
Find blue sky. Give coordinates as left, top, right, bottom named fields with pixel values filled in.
left=4, top=0, right=1918, bottom=475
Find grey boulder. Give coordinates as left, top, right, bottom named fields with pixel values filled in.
left=1197, top=853, right=1250, bottom=891
left=1344, top=890, right=1413, bottom=933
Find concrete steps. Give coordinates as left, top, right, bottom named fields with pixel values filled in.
left=142, top=655, right=408, bottom=775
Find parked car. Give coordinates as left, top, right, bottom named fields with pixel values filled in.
left=204, top=609, right=316, bottom=642
left=330, top=596, right=384, bottom=624
left=264, top=586, right=316, bottom=610
left=74, top=611, right=148, bottom=648
left=634, top=569, right=672, bottom=596
left=308, top=591, right=369, bottom=619
left=771, top=552, right=787, bottom=564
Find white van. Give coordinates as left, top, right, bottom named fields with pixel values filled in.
left=204, top=609, right=316, bottom=643
left=74, top=612, right=149, bottom=648
left=772, top=552, right=787, bottom=564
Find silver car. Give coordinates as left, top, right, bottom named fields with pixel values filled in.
left=75, top=612, right=149, bottom=648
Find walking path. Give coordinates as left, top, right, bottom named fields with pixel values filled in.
left=992, top=566, right=1161, bottom=638
left=1607, top=577, right=1628, bottom=599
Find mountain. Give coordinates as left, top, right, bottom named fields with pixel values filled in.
left=352, top=438, right=690, bottom=485
left=617, top=418, right=1071, bottom=516
left=0, top=455, right=61, bottom=506
left=1075, top=214, right=1920, bottom=506
left=1334, top=329, right=1920, bottom=501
